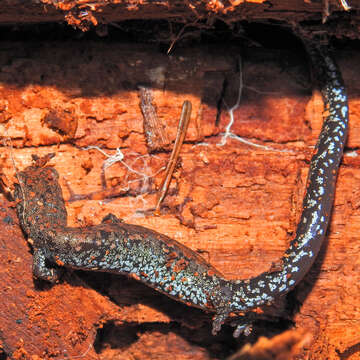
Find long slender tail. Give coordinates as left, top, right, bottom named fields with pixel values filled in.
left=234, top=43, right=348, bottom=308
left=212, top=43, right=349, bottom=336
left=236, top=43, right=348, bottom=306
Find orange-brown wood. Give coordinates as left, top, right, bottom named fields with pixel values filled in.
left=0, top=1, right=357, bottom=35
left=0, top=41, right=359, bottom=359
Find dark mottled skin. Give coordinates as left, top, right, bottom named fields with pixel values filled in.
left=14, top=44, right=348, bottom=337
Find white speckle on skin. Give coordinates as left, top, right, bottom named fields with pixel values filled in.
left=341, top=106, right=348, bottom=118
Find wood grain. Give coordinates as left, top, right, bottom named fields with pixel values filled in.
left=0, top=41, right=359, bottom=359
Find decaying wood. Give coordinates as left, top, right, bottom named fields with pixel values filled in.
left=0, top=0, right=358, bottom=38
left=0, top=39, right=359, bottom=359
left=139, top=86, right=171, bottom=152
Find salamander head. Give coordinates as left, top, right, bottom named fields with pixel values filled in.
left=14, top=165, right=67, bottom=241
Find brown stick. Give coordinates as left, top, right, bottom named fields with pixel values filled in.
left=155, top=100, right=192, bottom=214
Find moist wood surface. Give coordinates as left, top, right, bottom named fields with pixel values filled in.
left=0, top=41, right=359, bottom=359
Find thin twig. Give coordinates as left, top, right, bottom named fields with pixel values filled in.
left=154, top=101, right=192, bottom=214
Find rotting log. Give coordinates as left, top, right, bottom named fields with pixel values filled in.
left=0, top=3, right=360, bottom=360
left=0, top=0, right=358, bottom=36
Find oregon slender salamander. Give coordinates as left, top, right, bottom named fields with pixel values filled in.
left=14, top=43, right=348, bottom=337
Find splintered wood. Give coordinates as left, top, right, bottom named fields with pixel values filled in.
left=139, top=86, right=170, bottom=152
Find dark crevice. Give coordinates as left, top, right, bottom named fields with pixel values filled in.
left=93, top=318, right=292, bottom=358
left=215, top=76, right=227, bottom=127
left=337, top=342, right=360, bottom=359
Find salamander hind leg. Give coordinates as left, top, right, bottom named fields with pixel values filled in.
left=32, top=248, right=63, bottom=283
left=212, top=310, right=253, bottom=337
left=212, top=307, right=231, bottom=335
left=230, top=318, right=253, bottom=338
left=211, top=282, right=240, bottom=336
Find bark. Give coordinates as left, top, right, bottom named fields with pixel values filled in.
left=0, top=0, right=357, bottom=36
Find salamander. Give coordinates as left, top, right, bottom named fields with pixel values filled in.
left=14, top=43, right=348, bottom=337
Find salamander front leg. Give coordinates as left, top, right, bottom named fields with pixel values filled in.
left=32, top=248, right=63, bottom=283
left=212, top=309, right=230, bottom=335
